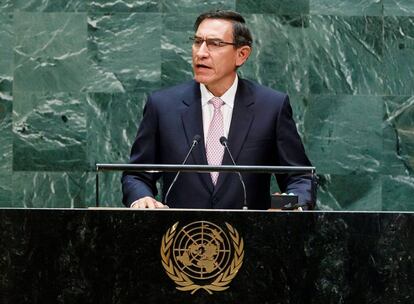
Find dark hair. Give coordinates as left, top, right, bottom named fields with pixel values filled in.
left=194, top=10, right=253, bottom=47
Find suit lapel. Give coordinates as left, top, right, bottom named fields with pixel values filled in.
left=181, top=81, right=214, bottom=193
left=215, top=78, right=255, bottom=192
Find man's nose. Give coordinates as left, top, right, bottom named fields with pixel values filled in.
left=195, top=41, right=209, bottom=58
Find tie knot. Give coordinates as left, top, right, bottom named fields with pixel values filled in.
left=209, top=97, right=224, bottom=110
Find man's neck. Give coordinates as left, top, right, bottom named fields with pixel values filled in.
left=205, top=74, right=237, bottom=97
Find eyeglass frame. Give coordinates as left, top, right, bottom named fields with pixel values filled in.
left=189, top=36, right=238, bottom=51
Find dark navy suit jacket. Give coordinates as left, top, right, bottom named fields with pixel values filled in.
left=122, top=78, right=315, bottom=209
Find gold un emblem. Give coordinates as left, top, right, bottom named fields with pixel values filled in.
left=160, top=221, right=244, bottom=294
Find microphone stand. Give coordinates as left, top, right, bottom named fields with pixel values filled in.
left=220, top=137, right=248, bottom=210
left=164, top=135, right=201, bottom=206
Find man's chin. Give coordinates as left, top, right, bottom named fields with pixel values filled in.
left=193, top=75, right=211, bottom=85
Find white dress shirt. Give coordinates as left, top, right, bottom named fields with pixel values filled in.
left=200, top=74, right=238, bottom=144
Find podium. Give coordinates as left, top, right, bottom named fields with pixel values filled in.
left=1, top=208, right=413, bottom=303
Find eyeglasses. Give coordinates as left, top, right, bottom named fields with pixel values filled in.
left=189, top=37, right=237, bottom=51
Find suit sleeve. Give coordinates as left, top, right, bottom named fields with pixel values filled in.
left=275, top=95, right=316, bottom=209
left=121, top=95, right=161, bottom=207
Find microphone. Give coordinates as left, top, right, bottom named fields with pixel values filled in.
left=164, top=135, right=201, bottom=205
left=219, top=136, right=248, bottom=210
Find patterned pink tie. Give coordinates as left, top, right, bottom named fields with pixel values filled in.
left=206, top=97, right=225, bottom=185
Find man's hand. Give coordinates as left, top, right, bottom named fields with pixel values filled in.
left=130, top=196, right=169, bottom=209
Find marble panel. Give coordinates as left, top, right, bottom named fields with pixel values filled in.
left=382, top=175, right=414, bottom=211
left=237, top=0, right=309, bottom=14
left=240, top=15, right=308, bottom=95
left=0, top=13, right=13, bottom=91
left=310, top=0, right=383, bottom=16
left=161, top=13, right=196, bottom=87
left=308, top=15, right=383, bottom=95
left=316, top=174, right=381, bottom=210
left=86, top=91, right=148, bottom=169
left=85, top=172, right=124, bottom=207
left=13, top=91, right=87, bottom=171
left=11, top=171, right=87, bottom=207
left=383, top=96, right=414, bottom=175
left=304, top=95, right=383, bottom=174
left=86, top=13, right=161, bottom=93
left=13, top=12, right=87, bottom=92
left=287, top=94, right=309, bottom=140
left=383, top=17, right=414, bottom=96
left=89, top=0, right=160, bottom=12
left=0, top=1, right=413, bottom=211
left=384, top=0, right=414, bottom=16
left=162, top=0, right=235, bottom=13
left=11, top=0, right=86, bottom=12
left=0, top=0, right=13, bottom=11
left=0, top=93, right=12, bottom=205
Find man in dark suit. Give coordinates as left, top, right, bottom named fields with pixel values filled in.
left=122, top=10, right=315, bottom=210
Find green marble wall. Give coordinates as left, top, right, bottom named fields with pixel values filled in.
left=0, top=0, right=413, bottom=210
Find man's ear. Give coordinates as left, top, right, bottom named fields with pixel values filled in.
left=236, top=46, right=252, bottom=67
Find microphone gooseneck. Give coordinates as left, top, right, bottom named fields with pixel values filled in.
left=164, top=135, right=201, bottom=205
left=219, top=136, right=248, bottom=210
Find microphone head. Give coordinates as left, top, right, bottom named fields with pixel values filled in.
left=193, top=134, right=201, bottom=145
left=219, top=136, right=228, bottom=146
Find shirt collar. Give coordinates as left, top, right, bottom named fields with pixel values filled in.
left=200, top=74, right=238, bottom=108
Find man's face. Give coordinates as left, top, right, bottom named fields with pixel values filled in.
left=192, top=18, right=250, bottom=96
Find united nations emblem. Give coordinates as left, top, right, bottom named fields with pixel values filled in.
left=160, top=221, right=244, bottom=294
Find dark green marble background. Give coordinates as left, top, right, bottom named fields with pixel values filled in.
left=0, top=0, right=413, bottom=210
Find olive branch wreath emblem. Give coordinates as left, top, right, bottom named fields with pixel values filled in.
left=160, top=221, right=244, bottom=294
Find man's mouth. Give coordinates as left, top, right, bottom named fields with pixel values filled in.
left=196, top=64, right=211, bottom=69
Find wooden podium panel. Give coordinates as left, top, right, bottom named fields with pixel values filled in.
left=1, top=209, right=413, bottom=303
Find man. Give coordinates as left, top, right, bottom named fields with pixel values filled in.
left=122, top=10, right=315, bottom=210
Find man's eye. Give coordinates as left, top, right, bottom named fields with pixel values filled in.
left=209, top=40, right=222, bottom=47
left=194, top=39, right=203, bottom=45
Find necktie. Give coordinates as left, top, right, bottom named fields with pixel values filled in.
left=206, top=97, right=225, bottom=185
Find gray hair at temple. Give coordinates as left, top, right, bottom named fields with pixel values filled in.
left=194, top=10, right=253, bottom=48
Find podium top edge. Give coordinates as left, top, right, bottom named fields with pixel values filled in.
left=1, top=207, right=414, bottom=215
left=95, top=164, right=316, bottom=173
